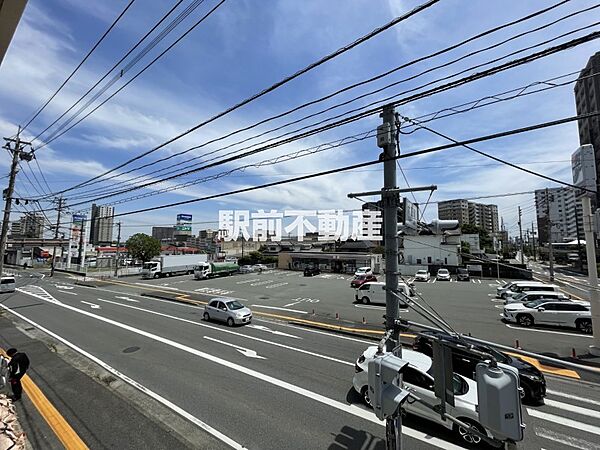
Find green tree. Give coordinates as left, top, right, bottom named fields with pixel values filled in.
left=460, top=241, right=471, bottom=254
left=372, top=245, right=385, bottom=255
left=125, top=233, right=161, bottom=263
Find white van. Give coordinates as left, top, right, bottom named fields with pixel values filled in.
left=355, top=281, right=412, bottom=305
left=504, top=282, right=561, bottom=299
left=0, top=276, right=16, bottom=293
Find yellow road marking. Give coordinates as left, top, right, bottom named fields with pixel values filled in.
left=505, top=352, right=581, bottom=379
left=1, top=349, right=89, bottom=449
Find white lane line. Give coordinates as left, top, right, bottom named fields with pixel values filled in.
left=527, top=409, right=600, bottom=436
left=58, top=291, right=78, bottom=296
left=204, top=336, right=266, bottom=359
left=236, top=278, right=260, bottom=284
left=0, top=303, right=246, bottom=450
left=504, top=324, right=592, bottom=338
left=2, top=298, right=460, bottom=449
left=259, top=319, right=376, bottom=345
left=546, top=389, right=600, bottom=407
left=91, top=298, right=355, bottom=365
left=431, top=278, right=436, bottom=284
left=535, top=427, right=600, bottom=450
left=544, top=399, right=600, bottom=420
left=115, top=296, right=140, bottom=303
left=251, top=305, right=307, bottom=314
left=135, top=282, right=180, bottom=290
left=283, top=298, right=304, bottom=307
left=477, top=279, right=481, bottom=284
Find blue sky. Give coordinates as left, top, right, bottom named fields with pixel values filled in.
left=0, top=0, right=598, bottom=239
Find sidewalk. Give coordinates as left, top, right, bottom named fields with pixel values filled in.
left=0, top=315, right=226, bottom=449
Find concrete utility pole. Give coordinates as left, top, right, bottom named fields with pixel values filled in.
left=518, top=206, right=524, bottom=264
left=0, top=128, right=33, bottom=275
left=545, top=188, right=554, bottom=281
left=114, top=221, right=121, bottom=277
left=78, top=218, right=86, bottom=269
left=581, top=196, right=600, bottom=355
left=531, top=222, right=536, bottom=261
left=50, top=197, right=64, bottom=277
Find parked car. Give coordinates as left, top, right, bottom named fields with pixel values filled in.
left=239, top=265, right=254, bottom=274
left=354, top=281, right=411, bottom=306
left=0, top=276, right=16, bottom=293
left=501, top=282, right=557, bottom=299
left=413, top=330, right=546, bottom=404
left=504, top=291, right=571, bottom=305
left=503, top=299, right=592, bottom=333
left=456, top=268, right=470, bottom=281
left=350, top=274, right=377, bottom=288
left=413, top=270, right=430, bottom=282
left=203, top=298, right=252, bottom=326
left=303, top=266, right=321, bottom=277
left=353, top=346, right=493, bottom=446
left=436, top=268, right=451, bottom=281
left=354, top=267, right=373, bottom=277
left=252, top=264, right=269, bottom=272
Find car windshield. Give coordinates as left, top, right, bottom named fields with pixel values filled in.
left=226, top=301, right=245, bottom=310
left=457, top=269, right=467, bottom=274
left=416, top=271, right=427, bottom=275
left=513, top=293, right=527, bottom=301
left=0, top=278, right=15, bottom=284
left=438, top=269, right=449, bottom=274
left=142, top=262, right=157, bottom=269
left=523, top=299, right=547, bottom=308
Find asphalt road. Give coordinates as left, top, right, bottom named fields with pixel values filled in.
left=0, top=269, right=599, bottom=449
left=112, top=269, right=595, bottom=358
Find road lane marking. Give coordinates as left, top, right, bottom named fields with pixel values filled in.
left=245, top=324, right=302, bottom=340
left=251, top=305, right=308, bottom=314
left=135, top=282, right=180, bottom=290
left=265, top=282, right=289, bottom=289
left=204, top=336, right=266, bottom=359
left=505, top=324, right=592, bottom=339
left=1, top=300, right=459, bottom=449
left=527, top=409, right=600, bottom=436
left=0, top=306, right=245, bottom=450
left=535, top=427, right=600, bottom=450
left=544, top=399, right=600, bottom=419
left=80, top=301, right=101, bottom=309
left=505, top=352, right=581, bottom=379
left=58, top=291, right=78, bottom=296
left=115, top=296, right=139, bottom=303
left=546, top=389, right=600, bottom=407
left=267, top=320, right=376, bottom=345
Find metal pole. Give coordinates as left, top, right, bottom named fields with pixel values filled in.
left=0, top=134, right=21, bottom=275
left=531, top=222, right=536, bottom=262
left=50, top=197, right=63, bottom=277
left=78, top=218, right=86, bottom=270
left=381, top=105, right=401, bottom=450
left=518, top=206, right=524, bottom=264
left=575, top=204, right=584, bottom=271
left=546, top=188, right=554, bottom=281
left=114, top=221, right=121, bottom=277
left=581, top=196, right=600, bottom=355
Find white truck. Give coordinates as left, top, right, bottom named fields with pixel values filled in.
left=194, top=262, right=240, bottom=280
left=141, top=254, right=207, bottom=279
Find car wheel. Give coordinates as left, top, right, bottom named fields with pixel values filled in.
left=361, top=296, right=370, bottom=305
left=227, top=317, right=235, bottom=327
left=517, top=314, right=534, bottom=327
left=455, top=419, right=486, bottom=447
left=153, top=273, right=159, bottom=279
left=203, top=312, right=210, bottom=322
left=576, top=319, right=593, bottom=334
left=360, top=386, right=372, bottom=408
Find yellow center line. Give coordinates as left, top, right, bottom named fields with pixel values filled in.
left=1, top=349, right=89, bottom=449
left=505, top=351, right=581, bottom=379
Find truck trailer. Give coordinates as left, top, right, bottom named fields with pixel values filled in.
left=142, top=254, right=207, bottom=279
left=194, top=262, right=239, bottom=280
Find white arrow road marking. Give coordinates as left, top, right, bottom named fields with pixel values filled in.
left=115, top=296, right=140, bottom=303
left=204, top=336, right=266, bottom=359
left=59, top=291, right=78, bottom=296
left=81, top=301, right=101, bottom=309
left=246, top=323, right=302, bottom=339
left=55, top=285, right=74, bottom=290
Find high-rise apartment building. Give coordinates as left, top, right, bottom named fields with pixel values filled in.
left=575, top=51, right=600, bottom=194
left=535, top=188, right=584, bottom=244
left=438, top=200, right=499, bottom=234
left=89, top=204, right=114, bottom=245
left=8, top=213, right=44, bottom=239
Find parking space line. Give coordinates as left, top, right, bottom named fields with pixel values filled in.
left=544, top=399, right=600, bottom=419
left=504, top=324, right=592, bottom=339
left=527, top=409, right=600, bottom=436
left=535, top=427, right=599, bottom=450
left=546, top=389, right=600, bottom=407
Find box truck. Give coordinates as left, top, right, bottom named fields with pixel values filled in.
left=141, top=254, right=207, bottom=279
left=194, top=262, right=239, bottom=280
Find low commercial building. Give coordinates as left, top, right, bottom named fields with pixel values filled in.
left=277, top=252, right=382, bottom=274
left=401, top=234, right=460, bottom=267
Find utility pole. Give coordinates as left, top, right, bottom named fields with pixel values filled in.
left=531, top=222, right=536, bottom=261
left=581, top=195, right=600, bottom=355
left=518, top=206, right=524, bottom=264
left=574, top=204, right=584, bottom=271
left=545, top=188, right=554, bottom=281
left=50, top=197, right=64, bottom=277
left=0, top=128, right=33, bottom=275
left=114, top=221, right=121, bottom=277
left=78, top=218, right=86, bottom=269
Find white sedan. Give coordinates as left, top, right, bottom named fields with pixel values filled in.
left=414, top=270, right=430, bottom=282
left=436, top=268, right=451, bottom=281
left=502, top=299, right=592, bottom=333
left=353, top=346, right=493, bottom=446
left=354, top=267, right=373, bottom=276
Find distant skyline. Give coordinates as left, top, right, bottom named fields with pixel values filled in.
left=1, top=0, right=598, bottom=239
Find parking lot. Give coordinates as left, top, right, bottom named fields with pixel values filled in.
left=132, top=269, right=593, bottom=357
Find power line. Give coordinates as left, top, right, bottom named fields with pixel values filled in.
left=22, top=0, right=138, bottom=131
left=62, top=32, right=600, bottom=207
left=71, top=110, right=598, bottom=220
left=32, top=0, right=204, bottom=144
left=45, top=2, right=591, bottom=198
